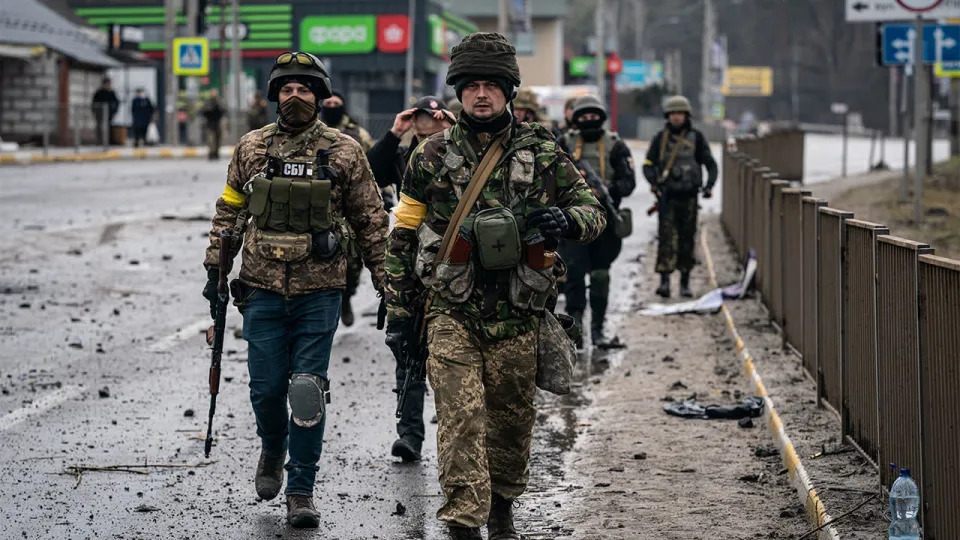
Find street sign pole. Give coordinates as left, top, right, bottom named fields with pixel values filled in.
left=914, top=13, right=927, bottom=222
left=164, top=0, right=178, bottom=145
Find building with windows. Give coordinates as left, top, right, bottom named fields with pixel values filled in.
left=66, top=0, right=476, bottom=140
left=444, top=0, right=567, bottom=87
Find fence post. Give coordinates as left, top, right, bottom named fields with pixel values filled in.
left=780, top=188, right=811, bottom=351
left=801, top=197, right=827, bottom=382
left=817, top=207, right=853, bottom=416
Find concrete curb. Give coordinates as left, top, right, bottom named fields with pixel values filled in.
left=0, top=146, right=235, bottom=166
left=699, top=224, right=840, bottom=540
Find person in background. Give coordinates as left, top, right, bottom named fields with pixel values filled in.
left=91, top=77, right=119, bottom=145
left=248, top=90, right=270, bottom=131
left=130, top=88, right=154, bottom=148
left=200, top=89, right=227, bottom=160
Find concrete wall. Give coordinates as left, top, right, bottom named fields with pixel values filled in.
left=0, top=53, right=59, bottom=142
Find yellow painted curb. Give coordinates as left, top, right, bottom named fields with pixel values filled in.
left=0, top=146, right=234, bottom=166
left=700, top=224, right=840, bottom=540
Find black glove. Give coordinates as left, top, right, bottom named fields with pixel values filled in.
left=385, top=318, right=416, bottom=363
left=202, top=268, right=219, bottom=319
left=527, top=207, right=577, bottom=239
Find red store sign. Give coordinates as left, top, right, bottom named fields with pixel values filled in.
left=377, top=15, right=409, bottom=53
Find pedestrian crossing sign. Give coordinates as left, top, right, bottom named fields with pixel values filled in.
left=173, top=38, right=209, bottom=76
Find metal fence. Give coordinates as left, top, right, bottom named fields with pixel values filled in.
left=722, top=133, right=960, bottom=539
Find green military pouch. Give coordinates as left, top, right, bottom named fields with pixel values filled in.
left=536, top=311, right=576, bottom=395
left=414, top=223, right=443, bottom=288
left=508, top=263, right=554, bottom=311
left=615, top=207, right=633, bottom=239
left=288, top=180, right=312, bottom=234
left=309, top=179, right=332, bottom=231
left=473, top=207, right=521, bottom=270
left=253, top=229, right=312, bottom=262
left=249, top=176, right=272, bottom=228
left=266, top=178, right=292, bottom=231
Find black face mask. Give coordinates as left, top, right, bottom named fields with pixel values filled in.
left=279, top=96, right=317, bottom=130
left=321, top=105, right=345, bottom=126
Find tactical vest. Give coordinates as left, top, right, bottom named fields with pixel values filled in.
left=246, top=123, right=339, bottom=234
left=564, top=130, right=619, bottom=186
left=658, top=129, right=702, bottom=194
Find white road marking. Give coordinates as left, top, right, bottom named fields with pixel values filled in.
left=147, top=319, right=213, bottom=352
left=0, top=385, right=84, bottom=432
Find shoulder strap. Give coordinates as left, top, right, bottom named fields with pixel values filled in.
left=659, top=129, right=687, bottom=181
left=435, top=133, right=508, bottom=265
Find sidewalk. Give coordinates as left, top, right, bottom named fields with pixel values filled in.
left=0, top=145, right=234, bottom=165
left=551, top=218, right=811, bottom=539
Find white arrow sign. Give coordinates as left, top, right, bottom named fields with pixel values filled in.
left=847, top=0, right=960, bottom=21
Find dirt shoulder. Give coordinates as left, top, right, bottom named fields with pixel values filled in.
left=551, top=222, right=810, bottom=539
left=807, top=160, right=960, bottom=260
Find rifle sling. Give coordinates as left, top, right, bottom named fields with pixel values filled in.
left=658, top=129, right=687, bottom=182
left=419, top=133, right=508, bottom=334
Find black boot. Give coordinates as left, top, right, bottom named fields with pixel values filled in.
left=340, top=294, right=354, bottom=327
left=391, top=437, right=422, bottom=462
left=568, top=310, right=584, bottom=350
left=448, top=525, right=482, bottom=539
left=679, top=272, right=693, bottom=298
left=487, top=493, right=520, bottom=540
left=254, top=449, right=284, bottom=501
left=656, top=272, right=671, bottom=298
left=286, top=495, right=320, bottom=528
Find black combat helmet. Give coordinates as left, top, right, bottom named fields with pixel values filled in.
left=267, top=52, right=332, bottom=102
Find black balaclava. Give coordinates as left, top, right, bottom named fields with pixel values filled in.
left=574, top=113, right=605, bottom=142
left=321, top=90, right=346, bottom=126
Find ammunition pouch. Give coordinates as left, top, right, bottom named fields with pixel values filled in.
left=414, top=223, right=443, bottom=289
left=248, top=174, right=333, bottom=233
left=311, top=228, right=342, bottom=260
left=432, top=259, right=475, bottom=304
left=508, top=262, right=555, bottom=312
left=536, top=311, right=576, bottom=395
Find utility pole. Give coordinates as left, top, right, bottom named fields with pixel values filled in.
left=951, top=78, right=960, bottom=156
left=164, top=0, right=178, bottom=145
left=186, top=0, right=199, bottom=146
left=498, top=0, right=508, bottom=34
left=219, top=0, right=227, bottom=101
left=230, top=0, right=241, bottom=143
left=914, top=14, right=927, bottom=224
left=791, top=41, right=800, bottom=124
left=404, top=0, right=416, bottom=106
left=889, top=67, right=898, bottom=138
left=633, top=0, right=645, bottom=59
left=700, top=0, right=715, bottom=122
left=595, top=0, right=605, bottom=105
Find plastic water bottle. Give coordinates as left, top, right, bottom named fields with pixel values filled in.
left=889, top=467, right=920, bottom=540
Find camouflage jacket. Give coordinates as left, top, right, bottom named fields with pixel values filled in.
left=334, top=115, right=375, bottom=152
left=204, top=119, right=389, bottom=296
left=385, top=118, right=606, bottom=340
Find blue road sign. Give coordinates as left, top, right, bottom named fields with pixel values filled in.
left=616, top=61, right=663, bottom=89
left=173, top=38, right=209, bottom=75
left=881, top=23, right=960, bottom=66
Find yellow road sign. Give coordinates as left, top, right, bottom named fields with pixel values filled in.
left=173, top=37, right=209, bottom=76
left=935, top=61, right=960, bottom=77
left=721, top=66, right=773, bottom=97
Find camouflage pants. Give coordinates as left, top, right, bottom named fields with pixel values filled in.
left=656, top=195, right=699, bottom=273
left=426, top=315, right=538, bottom=528
left=205, top=127, right=221, bottom=159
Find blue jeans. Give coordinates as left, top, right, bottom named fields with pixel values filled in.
left=242, top=288, right=342, bottom=496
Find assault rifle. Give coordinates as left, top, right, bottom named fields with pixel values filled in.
left=204, top=231, right=233, bottom=458
left=392, top=307, right=427, bottom=419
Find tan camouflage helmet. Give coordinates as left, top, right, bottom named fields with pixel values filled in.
left=663, top=95, right=693, bottom=117
left=513, top=88, right=540, bottom=110
left=571, top=94, right=607, bottom=123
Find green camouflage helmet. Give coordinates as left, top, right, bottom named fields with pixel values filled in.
left=267, top=51, right=333, bottom=102
left=572, top=95, right=607, bottom=123
left=513, top=88, right=540, bottom=110
left=663, top=95, right=693, bottom=117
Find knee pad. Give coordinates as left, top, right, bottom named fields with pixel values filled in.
left=288, top=373, right=330, bottom=428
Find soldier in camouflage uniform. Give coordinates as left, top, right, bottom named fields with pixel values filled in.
left=383, top=33, right=605, bottom=540
left=642, top=95, right=718, bottom=298
left=560, top=95, right=636, bottom=348
left=201, top=52, right=388, bottom=528
left=320, top=90, right=377, bottom=326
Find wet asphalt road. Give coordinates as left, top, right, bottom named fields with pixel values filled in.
left=0, top=142, right=718, bottom=539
